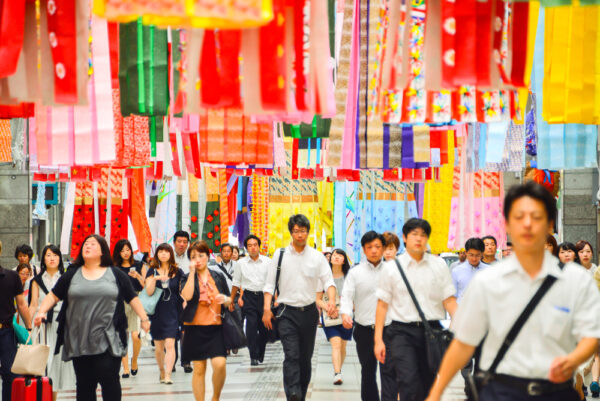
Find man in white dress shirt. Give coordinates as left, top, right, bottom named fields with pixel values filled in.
left=426, top=181, right=600, bottom=401
left=230, top=235, right=269, bottom=366
left=173, top=231, right=190, bottom=275
left=374, top=218, right=457, bottom=401
left=340, top=231, right=391, bottom=401
left=263, top=214, right=337, bottom=401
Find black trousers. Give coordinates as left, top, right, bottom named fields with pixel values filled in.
left=480, top=381, right=578, bottom=401
left=0, top=327, right=17, bottom=401
left=72, top=351, right=122, bottom=401
left=278, top=304, right=319, bottom=401
left=353, top=323, right=381, bottom=401
left=380, top=322, right=437, bottom=401
left=242, top=291, right=268, bottom=362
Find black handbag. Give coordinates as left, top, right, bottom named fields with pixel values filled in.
left=393, top=258, right=453, bottom=376
left=222, top=308, right=247, bottom=350
left=266, top=248, right=285, bottom=343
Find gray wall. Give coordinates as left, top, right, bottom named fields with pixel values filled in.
left=0, top=164, right=30, bottom=269
left=562, top=169, right=599, bottom=258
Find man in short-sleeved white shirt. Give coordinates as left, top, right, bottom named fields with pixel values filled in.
left=262, top=214, right=337, bottom=401
left=374, top=218, right=457, bottom=401
left=426, top=181, right=600, bottom=401
left=230, top=235, right=270, bottom=366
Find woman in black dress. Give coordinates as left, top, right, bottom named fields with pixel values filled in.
left=113, top=239, right=146, bottom=378
left=181, top=241, right=232, bottom=401
left=145, top=243, right=183, bottom=385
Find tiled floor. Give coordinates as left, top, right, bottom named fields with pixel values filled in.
left=47, top=330, right=465, bottom=400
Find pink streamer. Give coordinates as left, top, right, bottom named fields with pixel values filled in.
left=92, top=17, right=115, bottom=164
left=50, top=107, right=70, bottom=166
left=341, top=0, right=360, bottom=169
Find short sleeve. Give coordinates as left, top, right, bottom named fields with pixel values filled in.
left=114, top=268, right=137, bottom=303
left=12, top=273, right=23, bottom=296
left=572, top=274, right=600, bottom=340
left=232, top=262, right=242, bottom=288
left=51, top=271, right=72, bottom=300
left=452, top=275, right=489, bottom=346
left=145, top=268, right=155, bottom=279
left=318, top=254, right=335, bottom=292
left=339, top=270, right=356, bottom=317
left=438, top=261, right=457, bottom=300
left=263, top=250, right=279, bottom=295
left=375, top=263, right=394, bottom=304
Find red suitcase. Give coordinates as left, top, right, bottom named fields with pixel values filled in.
left=12, top=376, right=53, bottom=401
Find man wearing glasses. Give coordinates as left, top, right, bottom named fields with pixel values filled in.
left=263, top=214, right=337, bottom=401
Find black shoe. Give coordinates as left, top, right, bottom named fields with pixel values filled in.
left=289, top=393, right=301, bottom=401
left=131, top=369, right=138, bottom=376
left=172, top=366, right=176, bottom=373
left=593, top=392, right=599, bottom=398
left=122, top=373, right=130, bottom=379
left=251, top=359, right=259, bottom=366
left=183, top=364, right=193, bottom=373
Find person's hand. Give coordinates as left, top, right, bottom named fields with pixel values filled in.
left=263, top=309, right=274, bottom=330
left=549, top=355, right=577, bottom=383
left=238, top=297, right=244, bottom=307
left=228, top=303, right=235, bottom=312
left=33, top=312, right=46, bottom=327
left=141, top=319, right=150, bottom=333
left=326, top=301, right=338, bottom=318
left=374, top=339, right=386, bottom=364
left=215, top=294, right=227, bottom=304
left=342, top=314, right=353, bottom=329
left=128, top=271, right=141, bottom=280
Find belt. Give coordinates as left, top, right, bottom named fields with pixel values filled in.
left=244, top=290, right=263, bottom=296
left=283, top=303, right=316, bottom=312
left=392, top=320, right=441, bottom=328
left=354, top=322, right=375, bottom=330
left=492, top=374, right=573, bottom=396
left=0, top=322, right=13, bottom=329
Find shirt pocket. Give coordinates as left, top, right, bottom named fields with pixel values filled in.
left=303, top=262, right=319, bottom=279
left=542, top=306, right=571, bottom=342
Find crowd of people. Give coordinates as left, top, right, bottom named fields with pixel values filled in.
left=1, top=181, right=600, bottom=401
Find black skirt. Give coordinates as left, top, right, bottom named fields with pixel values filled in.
left=182, top=325, right=227, bottom=361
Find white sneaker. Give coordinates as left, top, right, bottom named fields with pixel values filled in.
left=333, top=373, right=343, bottom=385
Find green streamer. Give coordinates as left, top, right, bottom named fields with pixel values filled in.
left=136, top=18, right=146, bottom=114
left=149, top=25, right=155, bottom=115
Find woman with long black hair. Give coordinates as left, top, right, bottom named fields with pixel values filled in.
left=33, top=234, right=150, bottom=401
left=112, top=239, right=147, bottom=378
left=145, top=243, right=184, bottom=385
left=29, top=244, right=76, bottom=401
left=316, top=248, right=352, bottom=385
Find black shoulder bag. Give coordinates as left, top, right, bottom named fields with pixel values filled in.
left=216, top=263, right=233, bottom=281
left=266, top=248, right=285, bottom=343
left=468, top=262, right=564, bottom=400
left=394, top=258, right=454, bottom=376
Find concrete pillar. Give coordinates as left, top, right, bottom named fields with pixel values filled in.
left=562, top=169, right=599, bottom=257
left=0, top=165, right=30, bottom=269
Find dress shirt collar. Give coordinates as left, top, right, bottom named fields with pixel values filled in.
left=287, top=244, right=308, bottom=256
left=501, top=251, right=564, bottom=281
left=247, top=255, right=264, bottom=263
left=175, top=251, right=187, bottom=259
left=366, top=259, right=383, bottom=270
left=399, top=251, right=430, bottom=268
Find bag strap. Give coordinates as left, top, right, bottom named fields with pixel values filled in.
left=393, top=258, right=434, bottom=335
left=216, top=263, right=233, bottom=281
left=272, top=248, right=286, bottom=303
left=487, top=261, right=564, bottom=374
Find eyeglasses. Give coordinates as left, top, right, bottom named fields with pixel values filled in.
left=292, top=230, right=308, bottom=235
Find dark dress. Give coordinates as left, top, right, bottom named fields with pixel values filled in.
left=145, top=268, right=183, bottom=340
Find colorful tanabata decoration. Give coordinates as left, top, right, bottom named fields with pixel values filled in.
left=94, top=0, right=274, bottom=29
left=250, top=174, right=270, bottom=254
left=532, top=7, right=598, bottom=171
left=447, top=127, right=506, bottom=251
left=423, top=129, right=455, bottom=254
left=0, top=120, right=11, bottom=163
left=541, top=5, right=600, bottom=125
